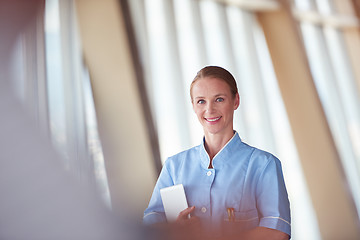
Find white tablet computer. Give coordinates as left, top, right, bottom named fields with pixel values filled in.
left=160, top=184, right=189, bottom=222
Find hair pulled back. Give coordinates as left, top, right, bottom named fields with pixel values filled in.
left=190, top=66, right=238, bottom=101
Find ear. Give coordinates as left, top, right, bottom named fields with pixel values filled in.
left=234, top=93, right=240, bottom=110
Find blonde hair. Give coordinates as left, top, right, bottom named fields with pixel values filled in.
left=190, top=66, right=238, bottom=101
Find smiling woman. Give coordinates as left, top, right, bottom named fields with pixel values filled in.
left=143, top=66, right=291, bottom=240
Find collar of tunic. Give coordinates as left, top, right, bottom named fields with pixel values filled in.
left=199, top=131, right=242, bottom=169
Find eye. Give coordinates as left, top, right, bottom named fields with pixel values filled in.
left=216, top=97, right=224, bottom=102
left=197, top=99, right=205, bottom=104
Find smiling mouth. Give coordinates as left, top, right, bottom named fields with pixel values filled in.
left=205, top=117, right=222, bottom=122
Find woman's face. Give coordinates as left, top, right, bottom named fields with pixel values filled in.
left=191, top=77, right=239, bottom=137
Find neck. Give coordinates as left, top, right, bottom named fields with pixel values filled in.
left=204, top=130, right=235, bottom=162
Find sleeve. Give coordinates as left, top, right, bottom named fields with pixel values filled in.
left=143, top=159, right=174, bottom=225
left=255, top=155, right=291, bottom=237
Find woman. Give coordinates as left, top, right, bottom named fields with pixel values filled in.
left=143, top=66, right=291, bottom=240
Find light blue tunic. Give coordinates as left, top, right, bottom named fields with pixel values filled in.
left=143, top=132, right=291, bottom=237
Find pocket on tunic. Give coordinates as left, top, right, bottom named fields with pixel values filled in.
left=223, top=208, right=259, bottom=235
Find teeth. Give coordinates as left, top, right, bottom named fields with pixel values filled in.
left=207, top=117, right=221, bottom=122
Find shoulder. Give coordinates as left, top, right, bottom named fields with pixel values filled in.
left=240, top=141, right=281, bottom=168
left=163, top=144, right=200, bottom=168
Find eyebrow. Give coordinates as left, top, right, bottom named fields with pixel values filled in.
left=194, top=93, right=227, bottom=99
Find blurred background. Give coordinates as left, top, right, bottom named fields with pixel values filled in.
left=1, top=0, right=360, bottom=239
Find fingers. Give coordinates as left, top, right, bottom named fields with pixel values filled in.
left=177, top=206, right=195, bottom=220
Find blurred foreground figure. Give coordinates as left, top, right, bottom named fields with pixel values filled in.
left=0, top=82, right=143, bottom=240
left=0, top=1, right=169, bottom=239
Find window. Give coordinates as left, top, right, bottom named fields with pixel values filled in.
left=294, top=0, right=360, bottom=218
left=44, top=0, right=111, bottom=206
left=7, top=0, right=112, bottom=207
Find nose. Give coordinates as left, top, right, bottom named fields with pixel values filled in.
left=205, top=102, right=215, bottom=113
